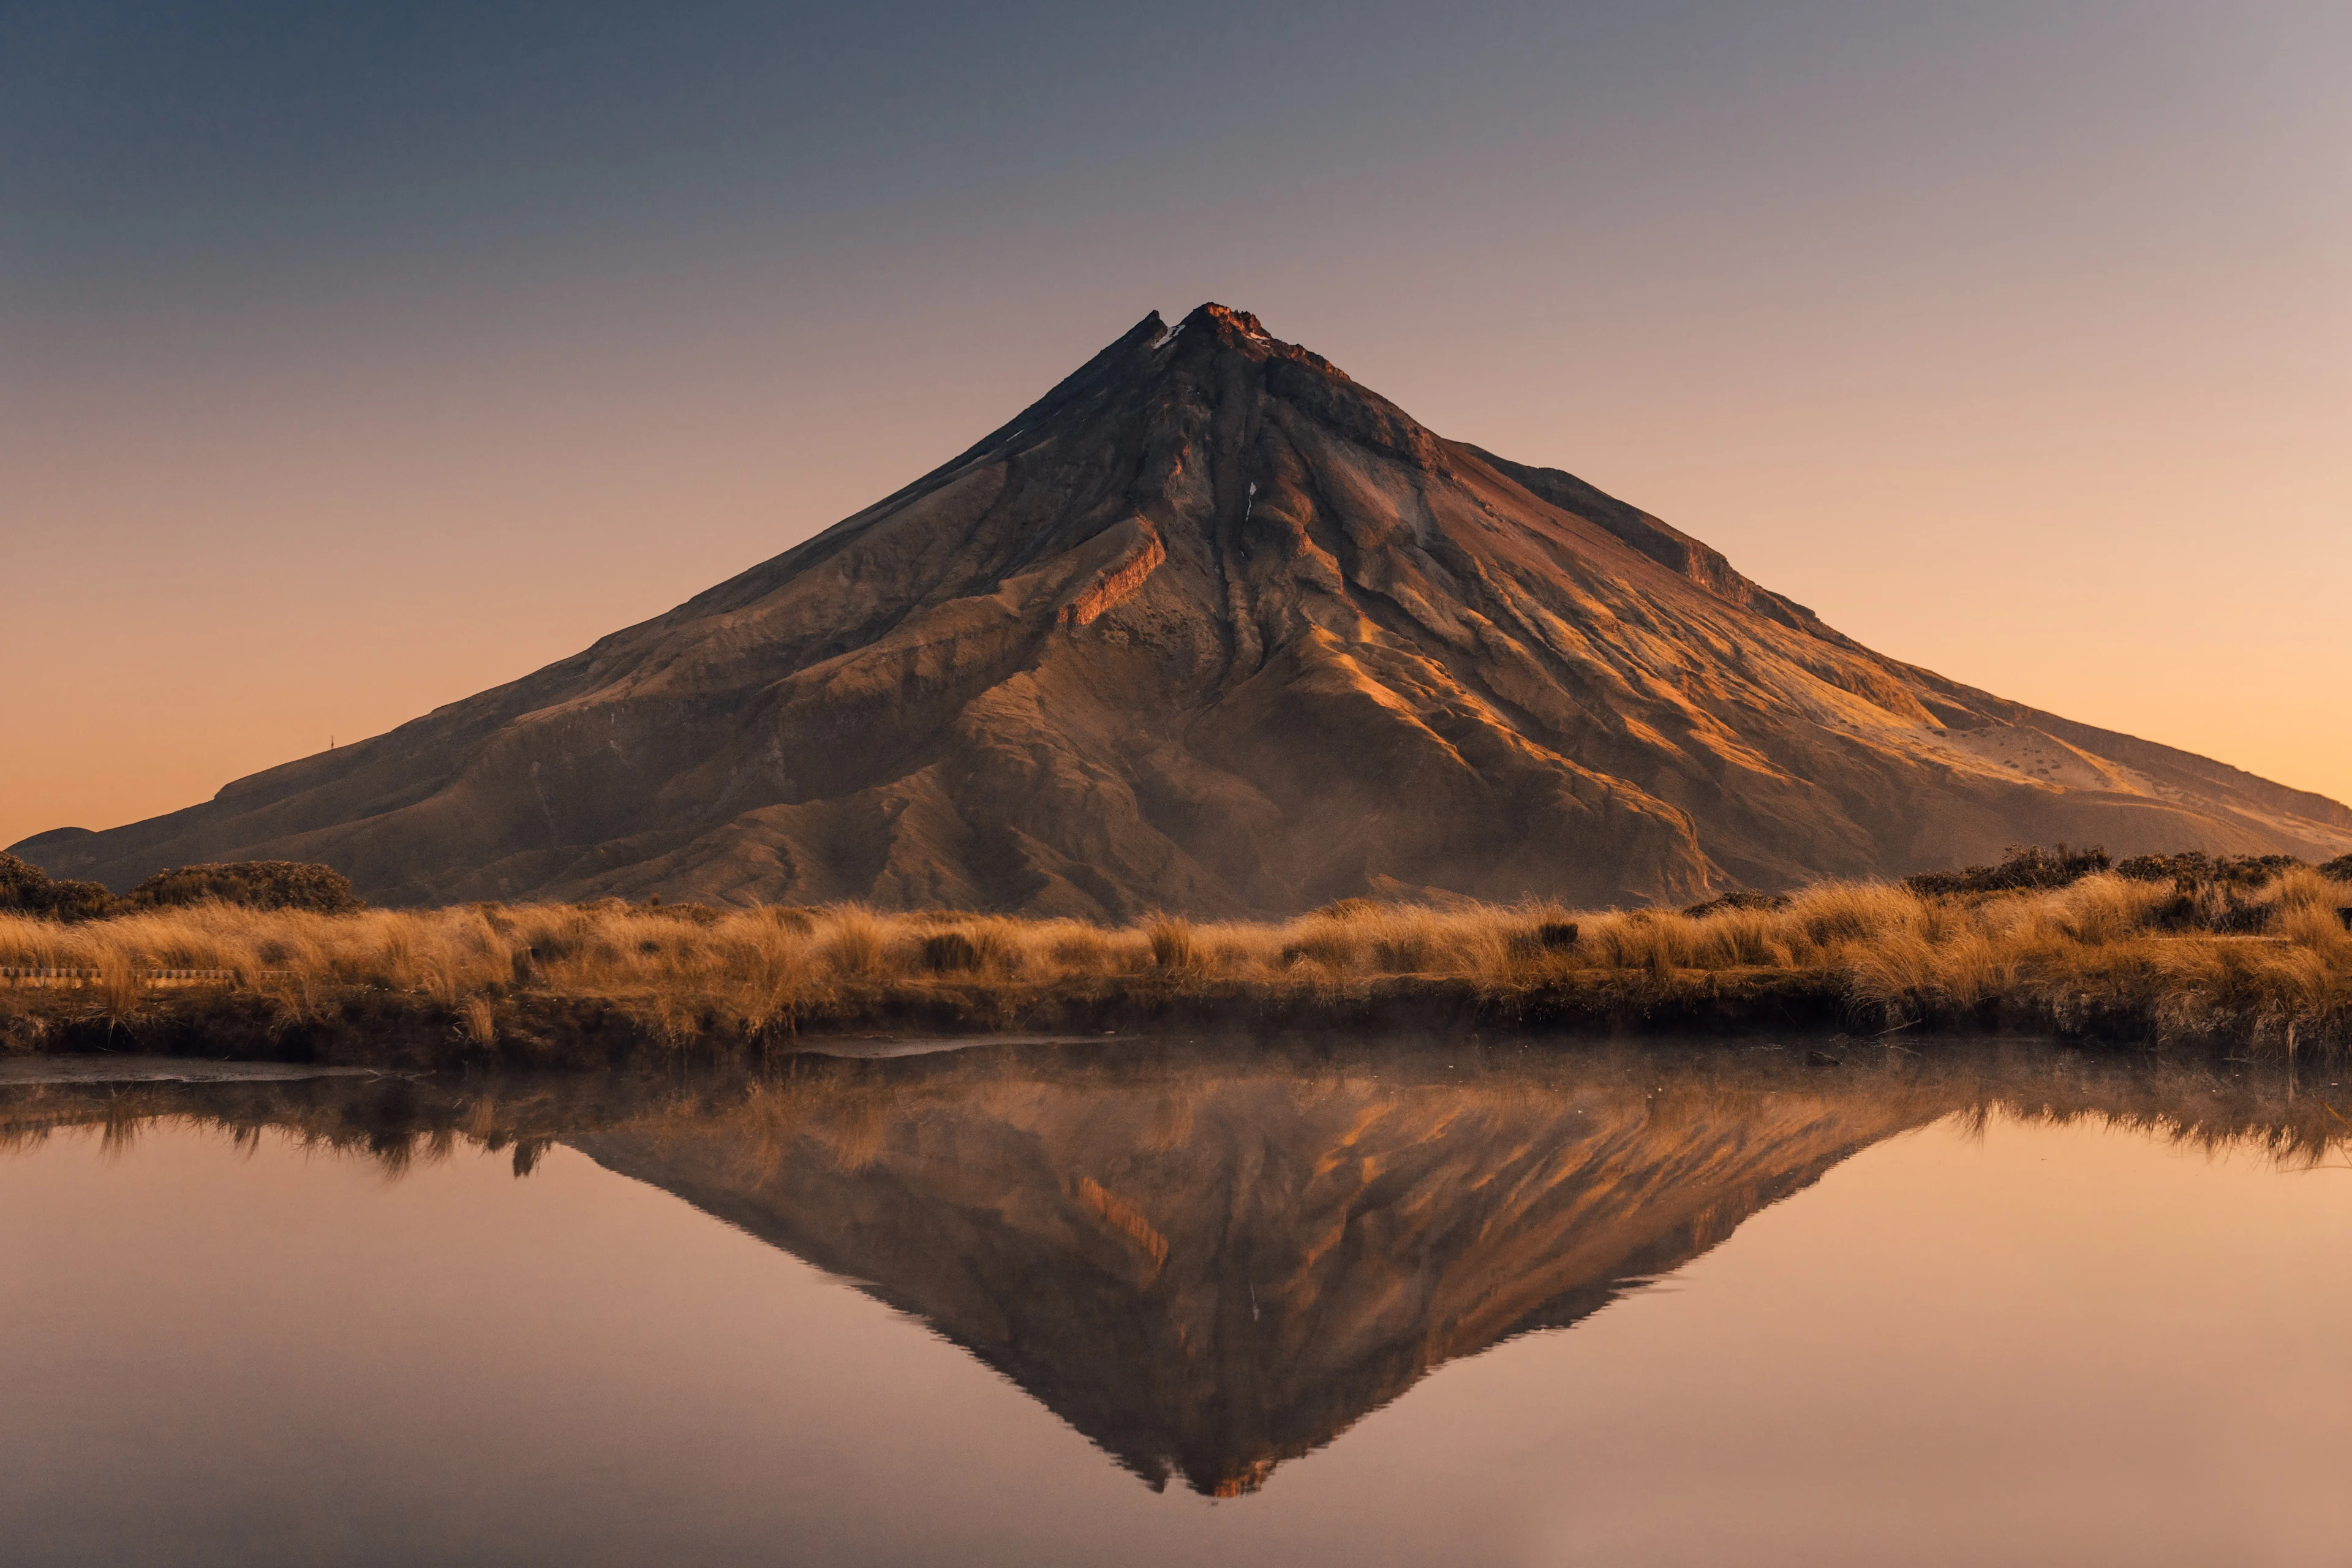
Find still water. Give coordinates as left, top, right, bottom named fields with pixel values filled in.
left=3, top=1039, right=2349, bottom=1566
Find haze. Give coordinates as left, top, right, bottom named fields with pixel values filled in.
left=4, top=1, right=2346, bottom=847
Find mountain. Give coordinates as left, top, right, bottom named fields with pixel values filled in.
left=18, top=303, right=2350, bottom=913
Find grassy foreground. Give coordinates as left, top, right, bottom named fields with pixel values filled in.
left=4, top=864, right=2350, bottom=1064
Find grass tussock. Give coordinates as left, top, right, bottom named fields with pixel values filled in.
left=2, top=852, right=2349, bottom=1060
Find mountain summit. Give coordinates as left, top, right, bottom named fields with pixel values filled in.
left=21, top=303, right=2351, bottom=911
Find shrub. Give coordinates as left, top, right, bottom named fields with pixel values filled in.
left=0, top=853, right=120, bottom=922
left=2318, top=854, right=2352, bottom=883
left=126, top=861, right=362, bottom=914
left=1906, top=845, right=2111, bottom=897
left=2115, top=852, right=2302, bottom=889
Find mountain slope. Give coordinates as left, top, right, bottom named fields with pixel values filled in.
left=20, top=303, right=2350, bottom=913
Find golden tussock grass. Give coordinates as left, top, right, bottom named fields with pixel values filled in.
left=1, top=867, right=2348, bottom=1057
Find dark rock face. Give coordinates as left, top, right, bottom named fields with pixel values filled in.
left=18, top=303, right=2350, bottom=913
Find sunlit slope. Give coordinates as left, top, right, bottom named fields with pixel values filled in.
left=570, top=1057, right=1937, bottom=1496
left=22, top=304, right=2349, bottom=910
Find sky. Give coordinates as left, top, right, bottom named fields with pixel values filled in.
left=4, top=0, right=2347, bottom=847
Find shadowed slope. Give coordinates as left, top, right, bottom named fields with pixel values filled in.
left=21, top=304, right=2348, bottom=911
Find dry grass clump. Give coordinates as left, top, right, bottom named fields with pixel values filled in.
left=5, top=858, right=2351, bottom=1056
left=1146, top=916, right=1204, bottom=974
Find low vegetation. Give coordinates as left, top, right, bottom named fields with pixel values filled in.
left=0, top=853, right=363, bottom=921
left=118, top=859, right=364, bottom=914
left=1902, top=843, right=2117, bottom=897
left=2, top=846, right=2348, bottom=1062
left=0, top=853, right=118, bottom=922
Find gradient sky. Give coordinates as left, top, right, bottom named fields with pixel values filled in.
left=4, top=0, right=2347, bottom=847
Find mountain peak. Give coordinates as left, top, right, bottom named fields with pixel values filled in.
left=1132, top=303, right=1332, bottom=376
left=1179, top=300, right=1270, bottom=340
left=18, top=311, right=2349, bottom=911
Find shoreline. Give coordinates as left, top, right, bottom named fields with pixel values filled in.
left=6, top=867, right=2346, bottom=1069
left=0, top=961, right=2312, bottom=1070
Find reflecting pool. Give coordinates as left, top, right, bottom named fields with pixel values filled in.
left=4, top=1039, right=2349, bottom=1566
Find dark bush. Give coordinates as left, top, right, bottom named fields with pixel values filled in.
left=124, top=861, right=363, bottom=914
left=1682, top=890, right=1792, bottom=918
left=1905, top=845, right=2111, bottom=897
left=2114, top=852, right=2302, bottom=889
left=2319, top=854, right=2352, bottom=883
left=42, top=879, right=119, bottom=921
left=1, top=851, right=51, bottom=910
left=0, top=851, right=121, bottom=921
left=1534, top=921, right=1580, bottom=949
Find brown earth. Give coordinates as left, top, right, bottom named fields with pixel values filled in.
left=18, top=303, right=2349, bottom=912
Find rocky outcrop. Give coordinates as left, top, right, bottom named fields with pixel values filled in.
left=18, top=303, right=2350, bottom=913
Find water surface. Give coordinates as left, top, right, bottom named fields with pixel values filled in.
left=3, top=1039, right=2348, bottom=1566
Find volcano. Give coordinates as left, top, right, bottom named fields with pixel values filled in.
left=20, top=303, right=2349, bottom=913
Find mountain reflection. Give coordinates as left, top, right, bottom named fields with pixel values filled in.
left=567, top=1053, right=1940, bottom=1495
left=2, top=1039, right=2337, bottom=1496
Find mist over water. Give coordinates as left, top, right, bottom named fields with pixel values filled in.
left=3, top=1038, right=2349, bottom=1565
